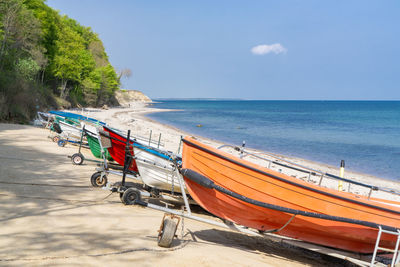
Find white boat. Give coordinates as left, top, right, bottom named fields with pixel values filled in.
left=133, top=144, right=183, bottom=193
left=33, top=112, right=53, bottom=128
left=58, top=120, right=83, bottom=139
left=80, top=121, right=98, bottom=137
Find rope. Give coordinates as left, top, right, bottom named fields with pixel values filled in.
left=0, top=181, right=89, bottom=188
left=0, top=193, right=117, bottom=204
left=0, top=155, right=66, bottom=163
left=0, top=237, right=191, bottom=262
left=262, top=214, right=296, bottom=234
left=100, top=191, right=115, bottom=201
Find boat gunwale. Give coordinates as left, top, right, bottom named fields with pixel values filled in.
left=103, top=126, right=182, bottom=161
left=182, top=137, right=400, bottom=216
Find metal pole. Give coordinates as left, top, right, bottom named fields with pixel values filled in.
left=122, top=130, right=131, bottom=187
left=145, top=202, right=266, bottom=238
left=97, top=128, right=108, bottom=170
left=338, top=160, right=345, bottom=191
left=148, top=130, right=152, bottom=146
left=78, top=125, right=85, bottom=154
left=158, top=133, right=161, bottom=148
left=370, top=226, right=382, bottom=267
left=175, top=167, right=191, bottom=216
left=392, top=230, right=400, bottom=267
left=319, top=174, right=324, bottom=186
left=177, top=136, right=183, bottom=155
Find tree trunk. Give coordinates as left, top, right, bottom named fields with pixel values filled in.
left=0, top=1, right=19, bottom=69
left=60, top=79, right=68, bottom=99
left=41, top=69, right=45, bottom=84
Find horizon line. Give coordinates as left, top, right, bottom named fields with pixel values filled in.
left=152, top=98, right=400, bottom=101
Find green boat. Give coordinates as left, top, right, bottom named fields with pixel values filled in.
left=86, top=133, right=113, bottom=161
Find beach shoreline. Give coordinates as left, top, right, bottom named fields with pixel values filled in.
left=0, top=122, right=353, bottom=266
left=77, top=103, right=400, bottom=196
left=0, top=103, right=399, bottom=266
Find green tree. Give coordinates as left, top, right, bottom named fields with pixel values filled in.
left=0, top=0, right=122, bottom=122
left=0, top=0, right=46, bottom=121
left=52, top=20, right=95, bottom=99
left=0, top=0, right=43, bottom=70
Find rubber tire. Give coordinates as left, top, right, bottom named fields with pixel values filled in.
left=57, top=140, right=66, bottom=147
left=121, top=188, right=140, bottom=205
left=71, top=153, right=84, bottom=165
left=52, top=136, right=60, bottom=143
left=158, top=218, right=177, bottom=248
left=90, top=172, right=107, bottom=187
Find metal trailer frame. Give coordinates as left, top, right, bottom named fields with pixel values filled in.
left=48, top=129, right=87, bottom=148
left=94, top=137, right=400, bottom=267
left=68, top=126, right=119, bottom=166
left=121, top=169, right=400, bottom=267
left=90, top=129, right=141, bottom=188
left=67, top=125, right=91, bottom=165
left=47, top=120, right=88, bottom=149
left=57, top=137, right=89, bottom=148
left=91, top=130, right=188, bottom=204
left=47, top=121, right=63, bottom=143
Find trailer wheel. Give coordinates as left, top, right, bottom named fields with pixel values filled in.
left=158, top=218, right=177, bottom=248
left=52, top=136, right=60, bottom=143
left=57, top=140, right=66, bottom=147
left=121, top=188, right=141, bottom=205
left=90, top=172, right=107, bottom=187
left=71, top=153, right=84, bottom=165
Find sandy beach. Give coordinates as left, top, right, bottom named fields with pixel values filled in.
left=85, top=103, right=400, bottom=200
left=1, top=103, right=399, bottom=266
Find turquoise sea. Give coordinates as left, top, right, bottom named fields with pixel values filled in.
left=147, top=100, right=400, bottom=181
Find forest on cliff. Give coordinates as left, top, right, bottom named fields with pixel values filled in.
left=0, top=0, right=120, bottom=122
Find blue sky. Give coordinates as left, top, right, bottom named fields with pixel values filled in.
left=47, top=0, right=400, bottom=100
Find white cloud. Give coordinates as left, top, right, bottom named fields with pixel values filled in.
left=251, top=43, right=287, bottom=55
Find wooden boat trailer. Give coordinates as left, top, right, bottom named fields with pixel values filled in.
left=92, top=137, right=400, bottom=266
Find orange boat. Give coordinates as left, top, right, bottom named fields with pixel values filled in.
left=181, top=136, right=400, bottom=253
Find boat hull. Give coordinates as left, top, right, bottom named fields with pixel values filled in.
left=182, top=137, right=400, bottom=253
left=58, top=121, right=82, bottom=138
left=133, top=145, right=183, bottom=192
left=102, top=126, right=138, bottom=172
left=87, top=134, right=113, bottom=161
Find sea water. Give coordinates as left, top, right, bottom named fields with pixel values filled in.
left=147, top=100, right=400, bottom=181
